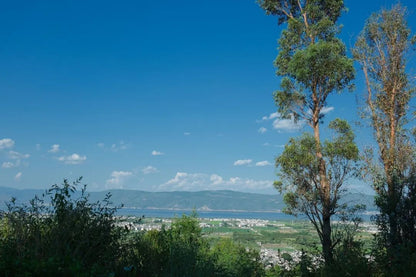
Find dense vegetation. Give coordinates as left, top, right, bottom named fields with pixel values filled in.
left=0, top=179, right=266, bottom=276
left=0, top=179, right=402, bottom=276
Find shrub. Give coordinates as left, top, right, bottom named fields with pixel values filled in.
left=0, top=178, right=123, bottom=276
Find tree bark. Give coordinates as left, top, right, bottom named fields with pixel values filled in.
left=312, top=100, right=333, bottom=264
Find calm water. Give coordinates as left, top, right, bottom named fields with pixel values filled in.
left=118, top=208, right=374, bottom=221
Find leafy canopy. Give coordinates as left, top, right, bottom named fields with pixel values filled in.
left=275, top=119, right=359, bottom=235
left=259, top=0, right=354, bottom=124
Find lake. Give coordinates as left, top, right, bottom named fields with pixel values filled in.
left=118, top=208, right=375, bottom=221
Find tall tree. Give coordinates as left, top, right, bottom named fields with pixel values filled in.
left=354, top=4, right=416, bottom=273
left=258, top=0, right=355, bottom=264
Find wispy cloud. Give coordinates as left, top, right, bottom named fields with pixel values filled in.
left=142, top=166, right=158, bottom=174
left=159, top=172, right=273, bottom=193
left=3, top=150, right=30, bottom=168
left=152, top=150, right=164, bottom=156
left=58, top=153, right=87, bottom=165
left=233, top=159, right=252, bottom=166
left=184, top=132, right=191, bottom=136
left=9, top=151, right=30, bottom=160
left=321, top=106, right=334, bottom=114
left=15, top=172, right=22, bottom=181
left=258, top=127, right=267, bottom=134
left=272, top=117, right=304, bottom=131
left=96, top=141, right=128, bottom=152
left=0, top=138, right=15, bottom=150
left=106, top=171, right=133, bottom=189
left=2, top=161, right=16, bottom=168
left=48, top=144, right=60, bottom=153
left=256, top=160, right=272, bottom=167
left=111, top=141, right=128, bottom=152
left=260, top=112, right=279, bottom=121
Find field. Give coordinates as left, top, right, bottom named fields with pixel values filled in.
left=120, top=216, right=376, bottom=254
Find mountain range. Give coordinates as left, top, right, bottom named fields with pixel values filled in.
left=0, top=186, right=376, bottom=212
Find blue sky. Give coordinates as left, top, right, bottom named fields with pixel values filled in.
left=0, top=0, right=415, bottom=194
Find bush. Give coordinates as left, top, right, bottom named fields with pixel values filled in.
left=0, top=178, right=123, bottom=276
left=211, top=238, right=265, bottom=277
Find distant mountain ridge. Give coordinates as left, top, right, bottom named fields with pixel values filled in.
left=0, top=186, right=376, bottom=212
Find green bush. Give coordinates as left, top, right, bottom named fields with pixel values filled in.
left=122, top=213, right=216, bottom=276
left=0, top=178, right=123, bottom=276
left=211, top=238, right=265, bottom=277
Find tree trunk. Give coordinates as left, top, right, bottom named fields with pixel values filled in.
left=312, top=106, right=333, bottom=264
left=322, top=213, right=333, bottom=263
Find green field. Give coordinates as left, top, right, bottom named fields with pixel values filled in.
left=126, top=216, right=375, bottom=254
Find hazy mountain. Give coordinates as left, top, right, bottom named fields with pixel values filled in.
left=0, top=187, right=376, bottom=212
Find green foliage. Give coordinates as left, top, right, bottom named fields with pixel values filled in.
left=275, top=119, right=361, bottom=264
left=259, top=0, right=344, bottom=28
left=259, top=0, right=354, bottom=124
left=0, top=181, right=267, bottom=276
left=121, top=214, right=265, bottom=277
left=211, top=239, right=265, bottom=277
left=0, top=178, right=123, bottom=276
left=259, top=0, right=356, bottom=265
left=370, top=171, right=416, bottom=276
left=276, top=119, right=359, bottom=218
left=323, top=232, right=371, bottom=277
left=168, top=214, right=213, bottom=276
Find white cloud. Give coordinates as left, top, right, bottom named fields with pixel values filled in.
left=111, top=141, right=128, bottom=152
left=15, top=172, right=22, bottom=181
left=184, top=132, right=191, bottom=136
left=152, top=150, right=164, bottom=156
left=260, top=112, right=279, bottom=121
left=2, top=161, right=15, bottom=168
left=272, top=117, right=304, bottom=131
left=210, top=174, right=224, bottom=185
left=58, top=153, right=87, bottom=165
left=321, top=106, right=334, bottom=114
left=162, top=172, right=205, bottom=190
left=142, top=166, right=158, bottom=174
left=233, top=159, right=252, bottom=166
left=9, top=151, right=30, bottom=160
left=256, top=160, right=272, bottom=167
left=0, top=138, right=15, bottom=150
left=260, top=112, right=303, bottom=132
left=260, top=107, right=332, bottom=132
left=2, top=151, right=30, bottom=168
left=97, top=141, right=128, bottom=152
left=306, top=106, right=334, bottom=116
left=106, top=171, right=133, bottom=189
left=159, top=172, right=273, bottom=193
left=258, top=127, right=267, bottom=134
left=48, top=144, right=60, bottom=153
